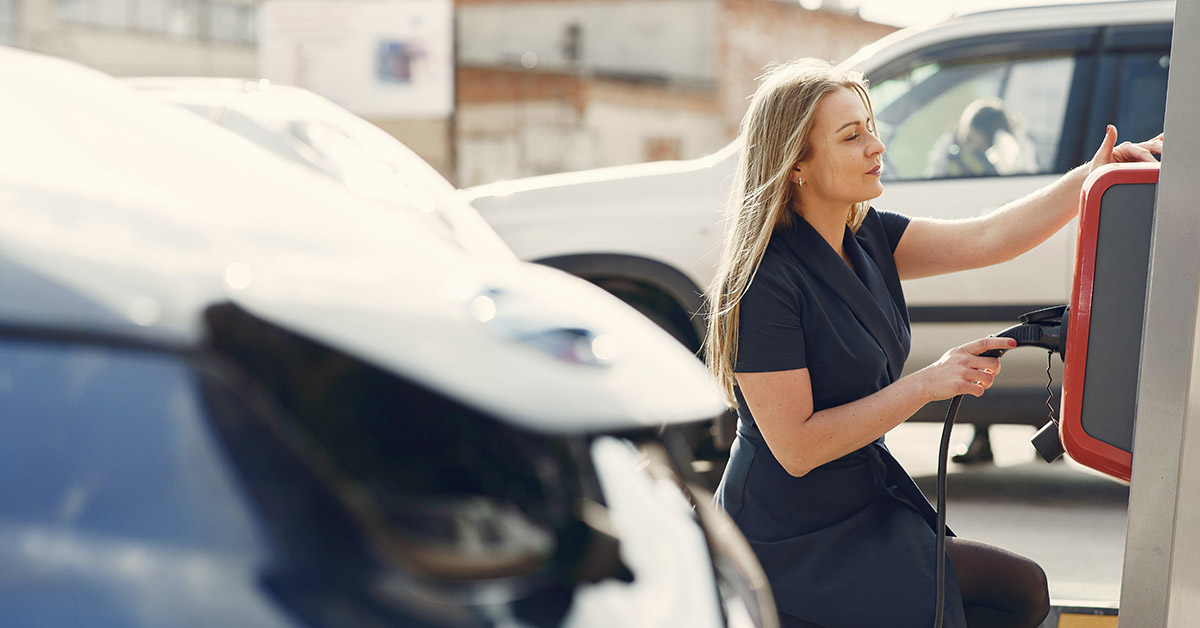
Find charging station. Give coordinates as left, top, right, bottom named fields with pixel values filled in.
left=1013, top=4, right=1200, bottom=618
left=1058, top=162, right=1160, bottom=483
left=1071, top=3, right=1200, bottom=621
left=1119, top=2, right=1200, bottom=621
left=967, top=163, right=1161, bottom=485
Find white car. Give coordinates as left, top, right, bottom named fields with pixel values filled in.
left=2, top=48, right=775, bottom=628
left=466, top=0, right=1173, bottom=445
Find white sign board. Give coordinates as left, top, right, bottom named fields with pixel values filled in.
left=259, top=0, right=453, bottom=118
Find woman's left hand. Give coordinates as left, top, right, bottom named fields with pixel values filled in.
left=1088, top=125, right=1163, bottom=175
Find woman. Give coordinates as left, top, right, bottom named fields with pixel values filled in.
left=705, top=58, right=1161, bottom=628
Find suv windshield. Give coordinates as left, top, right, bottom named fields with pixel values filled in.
left=871, top=55, right=1076, bottom=181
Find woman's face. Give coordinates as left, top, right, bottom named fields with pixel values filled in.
left=795, top=87, right=886, bottom=212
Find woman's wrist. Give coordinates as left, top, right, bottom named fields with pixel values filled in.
left=901, top=366, right=937, bottom=405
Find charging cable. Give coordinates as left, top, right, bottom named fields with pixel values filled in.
left=933, top=394, right=963, bottom=628
left=931, top=306, right=1067, bottom=628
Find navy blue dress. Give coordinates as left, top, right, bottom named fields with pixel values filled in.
left=714, top=208, right=967, bottom=628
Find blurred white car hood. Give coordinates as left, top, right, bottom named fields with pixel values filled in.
left=467, top=141, right=739, bottom=208
left=0, top=46, right=723, bottom=434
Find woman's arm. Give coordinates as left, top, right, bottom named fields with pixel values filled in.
left=893, top=126, right=1163, bottom=280
left=737, top=336, right=1016, bottom=477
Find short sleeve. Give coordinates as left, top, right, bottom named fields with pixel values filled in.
left=733, top=268, right=807, bottom=373
left=874, top=209, right=911, bottom=252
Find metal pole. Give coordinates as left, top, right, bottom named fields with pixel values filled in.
left=1119, top=1, right=1200, bottom=625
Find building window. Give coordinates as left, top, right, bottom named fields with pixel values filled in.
left=0, top=0, right=16, bottom=45
left=96, top=0, right=131, bottom=28
left=136, top=0, right=169, bottom=32
left=58, top=0, right=96, bottom=25
left=57, top=0, right=254, bottom=44
left=172, top=0, right=200, bottom=38
left=206, top=1, right=256, bottom=44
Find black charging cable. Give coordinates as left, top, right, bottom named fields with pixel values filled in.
left=933, top=393, right=963, bottom=628
left=931, top=306, right=1067, bottom=628
left=934, top=342, right=1010, bottom=627
left=934, top=345, right=1004, bottom=628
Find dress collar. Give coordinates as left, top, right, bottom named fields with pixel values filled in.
left=777, top=211, right=907, bottom=380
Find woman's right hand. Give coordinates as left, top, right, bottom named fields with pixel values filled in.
left=1087, top=125, right=1162, bottom=176
left=912, top=336, right=1017, bottom=401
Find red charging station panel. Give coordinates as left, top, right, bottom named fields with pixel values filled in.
left=1061, top=162, right=1160, bottom=483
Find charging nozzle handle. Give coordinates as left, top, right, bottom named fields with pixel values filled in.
left=980, top=327, right=1029, bottom=358
left=977, top=307, right=1070, bottom=462
left=968, top=306, right=1072, bottom=359
left=1009, top=323, right=1060, bottom=353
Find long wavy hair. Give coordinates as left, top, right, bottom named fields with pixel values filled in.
left=705, top=58, right=877, bottom=407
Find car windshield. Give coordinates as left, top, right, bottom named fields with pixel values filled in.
left=232, top=87, right=454, bottom=209
left=0, top=339, right=267, bottom=554
left=131, top=80, right=516, bottom=261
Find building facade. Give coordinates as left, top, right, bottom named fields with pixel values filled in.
left=5, top=0, right=895, bottom=186
left=454, top=0, right=896, bottom=186
left=10, top=0, right=257, bottom=76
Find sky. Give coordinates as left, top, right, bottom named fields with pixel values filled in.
left=856, top=0, right=956, bottom=27
left=814, top=0, right=1084, bottom=28
left=851, top=0, right=1118, bottom=27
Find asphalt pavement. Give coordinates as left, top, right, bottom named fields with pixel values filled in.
left=885, top=422, right=1129, bottom=605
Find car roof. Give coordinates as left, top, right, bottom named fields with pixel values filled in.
left=844, top=0, right=1174, bottom=72
left=0, top=46, right=723, bottom=433
left=954, top=0, right=1170, bottom=20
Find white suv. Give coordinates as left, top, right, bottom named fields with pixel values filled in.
left=466, top=0, right=1173, bottom=445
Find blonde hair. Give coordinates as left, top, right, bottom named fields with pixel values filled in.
left=704, top=58, right=877, bottom=407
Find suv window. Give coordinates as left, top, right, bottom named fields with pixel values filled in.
left=1114, top=51, right=1170, bottom=144
left=0, top=340, right=264, bottom=553
left=872, top=55, right=1076, bottom=181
